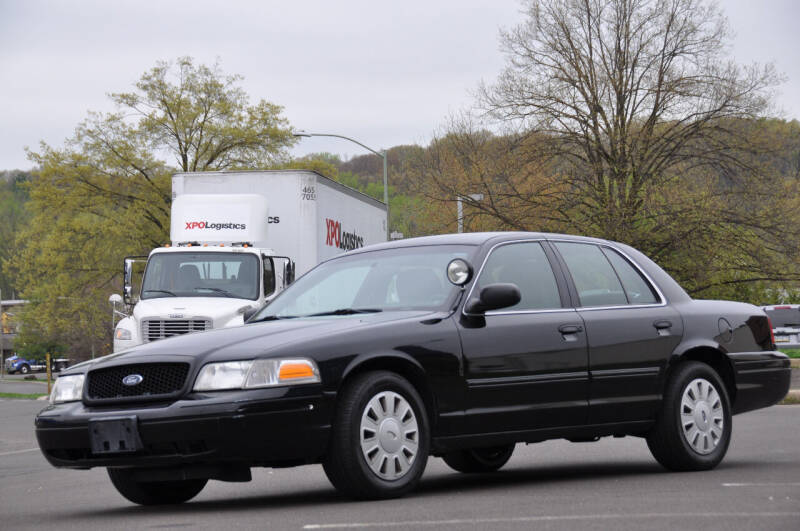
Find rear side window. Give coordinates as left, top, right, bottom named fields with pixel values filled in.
left=477, top=242, right=562, bottom=311
left=601, top=248, right=659, bottom=305
left=554, top=242, right=627, bottom=307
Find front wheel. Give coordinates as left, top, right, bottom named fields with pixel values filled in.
left=442, top=444, right=515, bottom=473
left=323, top=371, right=429, bottom=500
left=19, top=364, right=30, bottom=375
left=107, top=468, right=207, bottom=505
left=647, top=361, right=732, bottom=471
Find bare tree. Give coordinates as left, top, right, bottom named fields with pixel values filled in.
left=481, top=0, right=781, bottom=241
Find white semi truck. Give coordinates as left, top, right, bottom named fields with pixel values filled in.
left=111, top=170, right=387, bottom=352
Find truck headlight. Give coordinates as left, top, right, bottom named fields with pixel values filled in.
left=50, top=375, right=85, bottom=404
left=193, top=358, right=320, bottom=391
left=115, top=328, right=132, bottom=340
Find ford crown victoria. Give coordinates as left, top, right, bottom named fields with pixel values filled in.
left=35, top=233, right=791, bottom=504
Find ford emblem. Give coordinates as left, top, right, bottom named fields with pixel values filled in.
left=122, top=374, right=144, bottom=386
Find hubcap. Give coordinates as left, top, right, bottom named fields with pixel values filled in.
left=360, top=391, right=419, bottom=480
left=680, top=378, right=724, bottom=455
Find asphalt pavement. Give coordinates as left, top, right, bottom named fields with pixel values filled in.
left=0, top=400, right=798, bottom=530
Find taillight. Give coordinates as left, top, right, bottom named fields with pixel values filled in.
left=767, top=316, right=776, bottom=349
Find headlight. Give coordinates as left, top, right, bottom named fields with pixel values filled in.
left=193, top=358, right=320, bottom=391
left=50, top=375, right=85, bottom=404
left=115, top=328, right=132, bottom=340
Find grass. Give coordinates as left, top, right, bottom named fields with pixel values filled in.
left=0, top=392, right=47, bottom=400
left=779, top=349, right=800, bottom=359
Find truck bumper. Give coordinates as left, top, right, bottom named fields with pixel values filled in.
left=35, top=386, right=333, bottom=470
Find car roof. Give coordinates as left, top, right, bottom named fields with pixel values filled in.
left=350, top=231, right=612, bottom=254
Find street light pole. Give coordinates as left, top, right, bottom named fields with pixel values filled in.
left=293, top=132, right=389, bottom=239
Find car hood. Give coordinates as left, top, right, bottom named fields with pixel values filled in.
left=76, top=311, right=443, bottom=371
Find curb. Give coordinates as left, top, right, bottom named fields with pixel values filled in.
left=782, top=389, right=800, bottom=405
left=790, top=359, right=800, bottom=369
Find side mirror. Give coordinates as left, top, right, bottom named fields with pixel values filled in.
left=123, top=258, right=134, bottom=305
left=243, top=307, right=260, bottom=322
left=464, top=283, right=521, bottom=314
left=284, top=261, right=296, bottom=286
left=108, top=294, right=123, bottom=307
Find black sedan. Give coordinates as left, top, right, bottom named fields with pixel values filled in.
left=35, top=232, right=791, bottom=504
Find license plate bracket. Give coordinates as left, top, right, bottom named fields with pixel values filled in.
left=89, top=416, right=142, bottom=454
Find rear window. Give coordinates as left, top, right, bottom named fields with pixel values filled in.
left=764, top=307, right=800, bottom=327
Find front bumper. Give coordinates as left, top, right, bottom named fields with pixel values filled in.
left=729, top=351, right=791, bottom=414
left=35, top=385, right=333, bottom=470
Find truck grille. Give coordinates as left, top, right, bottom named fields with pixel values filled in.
left=86, top=363, right=190, bottom=401
left=142, top=319, right=211, bottom=342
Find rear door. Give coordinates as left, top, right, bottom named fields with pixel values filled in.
left=457, top=240, right=589, bottom=434
left=551, top=241, right=683, bottom=424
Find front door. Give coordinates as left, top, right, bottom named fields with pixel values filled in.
left=457, top=241, right=589, bottom=434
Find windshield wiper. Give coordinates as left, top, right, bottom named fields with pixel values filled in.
left=193, top=286, right=235, bottom=297
left=143, top=289, right=176, bottom=297
left=250, top=308, right=382, bottom=323
left=306, top=308, right=383, bottom=317
left=249, top=314, right=300, bottom=322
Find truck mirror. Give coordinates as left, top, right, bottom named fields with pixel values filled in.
left=122, top=256, right=148, bottom=306
left=285, top=261, right=296, bottom=286
left=123, top=258, right=135, bottom=305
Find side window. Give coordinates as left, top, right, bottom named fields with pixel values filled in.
left=263, top=257, right=276, bottom=297
left=554, top=242, right=627, bottom=307
left=477, top=242, right=562, bottom=311
left=602, top=248, right=659, bottom=305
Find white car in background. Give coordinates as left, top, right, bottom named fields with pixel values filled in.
left=762, top=304, right=800, bottom=349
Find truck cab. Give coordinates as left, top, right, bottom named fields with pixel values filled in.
left=113, top=245, right=291, bottom=351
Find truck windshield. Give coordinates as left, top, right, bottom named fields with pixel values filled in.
left=254, top=245, right=476, bottom=319
left=141, top=252, right=260, bottom=300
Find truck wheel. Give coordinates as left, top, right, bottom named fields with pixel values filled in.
left=107, top=468, right=207, bottom=505
left=646, top=361, right=732, bottom=471
left=19, top=364, right=30, bottom=375
left=323, top=371, right=429, bottom=499
left=442, top=444, right=515, bottom=473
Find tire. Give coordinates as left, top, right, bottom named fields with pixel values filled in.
left=442, top=444, right=515, bottom=473
left=107, top=468, right=207, bottom=505
left=647, top=361, right=732, bottom=471
left=19, top=365, right=30, bottom=375
left=322, top=371, right=430, bottom=500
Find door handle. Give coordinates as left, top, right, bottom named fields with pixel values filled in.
left=653, top=320, right=673, bottom=330
left=558, top=324, right=583, bottom=334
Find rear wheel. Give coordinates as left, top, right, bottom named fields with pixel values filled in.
left=107, top=468, right=207, bottom=505
left=442, top=444, right=515, bottom=473
left=323, top=371, right=429, bottom=499
left=647, top=361, right=732, bottom=471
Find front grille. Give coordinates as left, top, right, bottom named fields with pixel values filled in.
left=86, top=363, right=190, bottom=400
left=142, top=319, right=210, bottom=342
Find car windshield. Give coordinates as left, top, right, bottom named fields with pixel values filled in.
left=141, top=252, right=260, bottom=300
left=253, top=245, right=475, bottom=319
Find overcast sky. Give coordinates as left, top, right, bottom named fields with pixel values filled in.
left=1, top=0, right=798, bottom=171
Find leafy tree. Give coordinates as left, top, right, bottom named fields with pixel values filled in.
left=0, top=170, right=30, bottom=299
left=8, top=58, right=295, bottom=360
